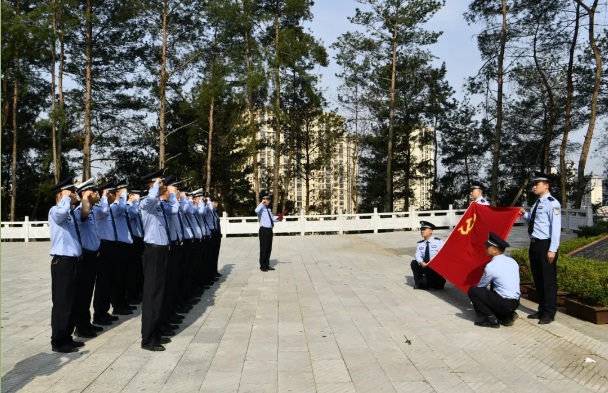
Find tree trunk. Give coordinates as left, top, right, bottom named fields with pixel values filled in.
left=57, top=3, right=65, bottom=179
left=386, top=20, right=398, bottom=212
left=158, top=1, right=169, bottom=168
left=431, top=113, right=438, bottom=208
left=574, top=0, right=601, bottom=209
left=560, top=3, right=579, bottom=207
left=51, top=0, right=59, bottom=183
left=351, top=86, right=359, bottom=213
left=10, top=48, right=20, bottom=222
left=244, top=28, right=260, bottom=203
left=532, top=26, right=556, bottom=173
left=490, top=0, right=507, bottom=206
left=206, top=97, right=214, bottom=192
left=272, top=12, right=281, bottom=212
left=82, top=0, right=93, bottom=179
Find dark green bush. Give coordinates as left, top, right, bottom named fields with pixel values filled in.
left=576, top=221, right=608, bottom=237
left=510, top=248, right=532, bottom=282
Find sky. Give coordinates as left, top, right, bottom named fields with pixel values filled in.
left=304, top=0, right=606, bottom=176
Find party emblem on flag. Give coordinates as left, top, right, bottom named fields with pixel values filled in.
left=428, top=204, right=521, bottom=293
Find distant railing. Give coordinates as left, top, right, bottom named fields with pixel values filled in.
left=0, top=205, right=594, bottom=241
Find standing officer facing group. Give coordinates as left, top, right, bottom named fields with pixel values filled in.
left=520, top=172, right=561, bottom=325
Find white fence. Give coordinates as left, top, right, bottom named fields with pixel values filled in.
left=1, top=205, right=594, bottom=241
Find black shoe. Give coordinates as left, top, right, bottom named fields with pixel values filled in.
left=267, top=266, right=275, bottom=271
left=128, top=298, right=142, bottom=305
left=52, top=344, right=78, bottom=353
left=176, top=306, right=191, bottom=314
left=213, top=278, right=220, bottom=282
left=123, top=304, right=137, bottom=311
left=499, top=312, right=518, bottom=327
left=70, top=340, right=85, bottom=348
left=75, top=329, right=97, bottom=338
left=261, top=267, right=268, bottom=272
left=159, top=337, right=172, bottom=344
left=163, top=324, right=179, bottom=330
left=112, top=307, right=134, bottom=315
left=141, top=343, right=165, bottom=352
left=159, top=329, right=176, bottom=337
left=474, top=319, right=500, bottom=328
left=169, top=316, right=183, bottom=324
left=527, top=312, right=541, bottom=320
left=538, top=316, right=554, bottom=325
left=413, top=285, right=420, bottom=289
left=215, top=272, right=222, bottom=277
left=92, top=318, right=112, bottom=326
left=88, top=324, right=104, bottom=332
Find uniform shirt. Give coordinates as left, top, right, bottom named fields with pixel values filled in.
left=523, top=192, right=561, bottom=252
left=140, top=183, right=175, bottom=246
left=49, top=196, right=82, bottom=257
left=477, top=254, right=520, bottom=300
left=473, top=196, right=490, bottom=206
left=96, top=196, right=115, bottom=241
left=415, top=236, right=444, bottom=264
left=163, top=195, right=180, bottom=242
left=204, top=200, right=216, bottom=232
left=179, top=196, right=194, bottom=240
left=111, top=191, right=133, bottom=244
left=127, top=199, right=143, bottom=238
left=256, top=203, right=278, bottom=228
left=186, top=200, right=203, bottom=239
left=74, top=203, right=100, bottom=252
left=197, top=200, right=211, bottom=237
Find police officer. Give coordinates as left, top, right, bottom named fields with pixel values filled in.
left=201, top=193, right=217, bottom=284
left=520, top=172, right=561, bottom=325
left=140, top=169, right=176, bottom=351
left=410, top=221, right=445, bottom=289
left=468, top=232, right=520, bottom=328
left=73, top=178, right=104, bottom=338
left=108, top=180, right=136, bottom=316
left=470, top=181, right=490, bottom=205
left=255, top=195, right=282, bottom=272
left=126, top=188, right=145, bottom=303
left=48, top=177, right=85, bottom=353
left=208, top=196, right=223, bottom=279
left=92, top=180, right=120, bottom=326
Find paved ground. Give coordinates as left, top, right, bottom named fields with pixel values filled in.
left=2, top=227, right=608, bottom=393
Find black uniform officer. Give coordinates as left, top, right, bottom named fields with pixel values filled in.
left=468, top=232, right=521, bottom=328
left=410, top=221, right=445, bottom=289
left=521, top=172, right=561, bottom=325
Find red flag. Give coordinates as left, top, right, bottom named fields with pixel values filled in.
left=428, top=203, right=521, bottom=293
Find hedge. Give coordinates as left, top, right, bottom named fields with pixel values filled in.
left=576, top=221, right=608, bottom=237
left=510, top=236, right=608, bottom=307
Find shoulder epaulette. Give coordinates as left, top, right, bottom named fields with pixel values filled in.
left=548, top=196, right=555, bottom=202
left=434, top=237, right=441, bottom=240
left=480, top=199, right=486, bottom=203
left=417, top=239, right=424, bottom=243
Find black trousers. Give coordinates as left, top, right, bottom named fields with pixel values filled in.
left=127, top=236, right=145, bottom=300
left=202, top=236, right=213, bottom=283
left=211, top=231, right=222, bottom=274
left=162, top=242, right=182, bottom=324
left=529, top=239, right=558, bottom=318
left=141, top=243, right=169, bottom=346
left=75, top=249, right=100, bottom=329
left=112, top=241, right=132, bottom=308
left=51, top=256, right=80, bottom=346
left=189, top=238, right=203, bottom=293
left=410, top=260, right=445, bottom=289
left=259, top=227, right=273, bottom=268
left=468, top=286, right=520, bottom=320
left=93, top=240, right=116, bottom=318
left=179, top=239, right=193, bottom=303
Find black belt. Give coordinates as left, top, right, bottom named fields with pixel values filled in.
left=260, top=227, right=273, bottom=230
left=82, top=248, right=100, bottom=255
left=100, top=239, right=116, bottom=244
left=530, top=238, right=549, bottom=243
left=182, top=239, right=194, bottom=243
left=145, top=243, right=169, bottom=249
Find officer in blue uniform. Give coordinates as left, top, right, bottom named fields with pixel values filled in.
left=208, top=196, right=223, bottom=279
left=470, top=181, right=490, bottom=205
left=73, top=178, right=104, bottom=338
left=107, top=180, right=136, bottom=316
left=126, top=188, right=145, bottom=303
left=520, top=172, right=562, bottom=324
left=256, top=195, right=281, bottom=272
left=184, top=190, right=204, bottom=303
left=48, top=177, right=85, bottom=353
left=468, top=232, right=520, bottom=328
left=410, top=221, right=445, bottom=289
left=140, top=170, right=177, bottom=351
left=92, top=180, right=120, bottom=326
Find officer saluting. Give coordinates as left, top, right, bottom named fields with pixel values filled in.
left=255, top=194, right=282, bottom=272
left=48, top=177, right=85, bottom=353
left=139, top=169, right=176, bottom=351
left=470, top=181, right=490, bottom=205
left=520, top=171, right=561, bottom=325
left=468, top=232, right=520, bottom=328
left=410, top=221, right=445, bottom=289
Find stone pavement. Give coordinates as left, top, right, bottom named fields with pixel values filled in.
left=2, top=227, right=608, bottom=393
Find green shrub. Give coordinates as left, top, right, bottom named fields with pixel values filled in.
left=560, top=234, right=607, bottom=254
left=559, top=256, right=608, bottom=307
left=576, top=221, right=608, bottom=237
left=509, top=248, right=533, bottom=282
